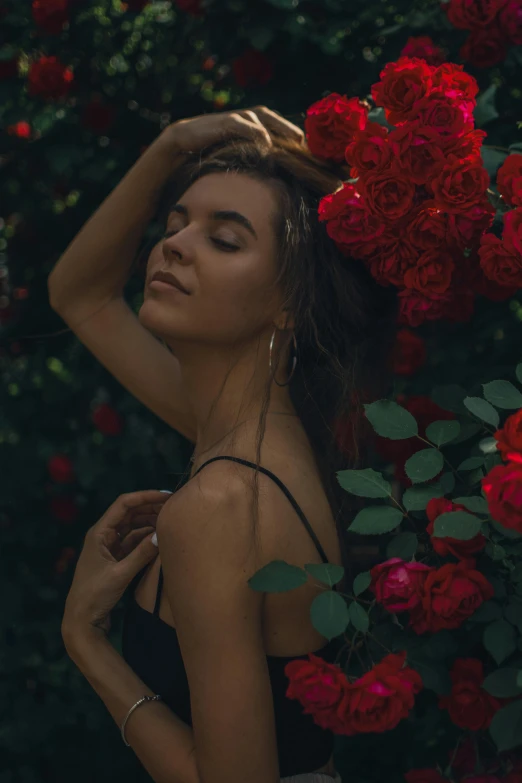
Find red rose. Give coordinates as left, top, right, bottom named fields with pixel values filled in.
left=405, top=771, right=449, bottom=783
left=505, top=771, right=522, bottom=783
left=432, top=63, right=480, bottom=101
left=27, top=55, right=74, bottom=100
left=365, top=235, right=418, bottom=287
left=498, top=0, right=522, bottom=44
left=49, top=496, right=78, bottom=523
left=478, top=233, right=522, bottom=288
left=504, top=206, right=522, bottom=256
left=92, top=403, right=124, bottom=436
left=430, top=156, right=490, bottom=214
left=340, top=652, right=423, bottom=735
left=305, top=94, right=368, bottom=163
left=231, top=48, right=273, bottom=89
left=426, top=497, right=487, bottom=559
left=482, top=462, right=522, bottom=531
left=318, top=183, right=386, bottom=257
left=443, top=0, right=508, bottom=30
left=371, top=56, right=435, bottom=126
left=370, top=558, right=433, bottom=613
left=494, top=409, right=522, bottom=464
left=460, top=27, right=508, bottom=68
left=409, top=560, right=494, bottom=634
left=398, top=286, right=474, bottom=328
left=284, top=653, right=351, bottom=733
left=407, top=206, right=452, bottom=250
left=358, top=168, right=416, bottom=222
left=446, top=198, right=495, bottom=249
left=32, top=0, right=69, bottom=34
left=388, top=124, right=446, bottom=185
left=344, top=122, right=391, bottom=176
left=391, top=329, right=427, bottom=376
left=410, top=90, right=475, bottom=139
left=443, top=129, right=487, bottom=162
left=403, top=248, right=455, bottom=296
left=439, top=658, right=502, bottom=730
left=48, top=454, right=75, bottom=484
left=400, top=36, right=446, bottom=67
left=497, top=154, right=522, bottom=208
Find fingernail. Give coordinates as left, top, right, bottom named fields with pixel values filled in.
left=159, top=490, right=173, bottom=494
left=151, top=532, right=158, bottom=546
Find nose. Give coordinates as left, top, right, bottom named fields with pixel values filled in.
left=162, top=227, right=194, bottom=265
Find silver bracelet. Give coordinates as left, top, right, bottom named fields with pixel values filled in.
left=121, top=694, right=162, bottom=747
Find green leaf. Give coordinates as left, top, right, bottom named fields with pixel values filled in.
left=305, top=562, right=345, bottom=589
left=248, top=560, right=307, bottom=592
left=490, top=518, right=522, bottom=540
left=363, top=400, right=418, bottom=440
left=483, top=380, right=522, bottom=410
left=440, top=472, right=456, bottom=494
left=464, top=397, right=500, bottom=427
left=483, top=668, right=522, bottom=698
left=432, top=511, right=482, bottom=540
left=408, top=660, right=451, bottom=695
left=505, top=600, right=522, bottom=631
left=405, top=448, right=444, bottom=484
left=425, top=420, right=461, bottom=447
left=474, top=84, right=499, bottom=127
left=353, top=571, right=372, bottom=596
left=386, top=532, right=418, bottom=560
left=481, top=147, right=508, bottom=177
left=516, top=363, right=522, bottom=385
left=483, top=619, right=517, bottom=665
left=469, top=601, right=503, bottom=623
left=453, top=496, right=489, bottom=514
left=348, top=505, right=404, bottom=535
left=349, top=602, right=369, bottom=633
left=430, top=384, right=468, bottom=415
left=486, top=542, right=507, bottom=561
left=403, top=486, right=445, bottom=511
left=490, top=699, right=522, bottom=752
left=336, top=468, right=391, bottom=498
left=458, top=456, right=485, bottom=471
left=310, top=590, right=349, bottom=639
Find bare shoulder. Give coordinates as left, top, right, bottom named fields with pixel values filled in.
left=155, top=459, right=261, bottom=564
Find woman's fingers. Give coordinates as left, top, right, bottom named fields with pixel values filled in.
left=118, top=526, right=155, bottom=559
left=99, top=491, right=172, bottom=532
left=246, top=106, right=306, bottom=145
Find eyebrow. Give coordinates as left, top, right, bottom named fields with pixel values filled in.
left=168, top=203, right=258, bottom=240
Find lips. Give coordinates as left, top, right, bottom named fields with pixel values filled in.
left=150, top=271, right=190, bottom=293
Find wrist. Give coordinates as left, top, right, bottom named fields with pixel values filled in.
left=62, top=623, right=109, bottom=658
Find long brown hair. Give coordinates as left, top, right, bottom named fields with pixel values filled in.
left=144, top=135, right=400, bottom=595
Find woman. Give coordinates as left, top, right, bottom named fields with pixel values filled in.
left=51, top=107, right=399, bottom=783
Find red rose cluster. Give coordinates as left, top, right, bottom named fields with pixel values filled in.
left=369, top=557, right=494, bottom=634
left=284, top=650, right=422, bottom=736
left=482, top=408, right=522, bottom=532
left=306, top=57, right=521, bottom=327
left=443, top=0, right=522, bottom=68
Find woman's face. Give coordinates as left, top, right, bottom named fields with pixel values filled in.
left=138, top=171, right=285, bottom=349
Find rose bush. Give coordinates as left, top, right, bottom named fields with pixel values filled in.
left=249, top=56, right=522, bottom=781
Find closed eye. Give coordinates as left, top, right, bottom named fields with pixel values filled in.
left=162, top=231, right=240, bottom=252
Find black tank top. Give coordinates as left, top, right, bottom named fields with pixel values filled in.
left=121, top=456, right=341, bottom=777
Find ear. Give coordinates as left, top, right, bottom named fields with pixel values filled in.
left=273, top=307, right=295, bottom=332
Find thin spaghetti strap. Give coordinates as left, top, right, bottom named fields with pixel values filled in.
left=192, top=455, right=330, bottom=566
left=153, top=565, right=164, bottom=616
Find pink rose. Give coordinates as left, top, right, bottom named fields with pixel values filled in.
left=369, top=558, right=433, bottom=613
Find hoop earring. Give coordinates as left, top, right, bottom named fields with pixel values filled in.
left=269, top=327, right=297, bottom=387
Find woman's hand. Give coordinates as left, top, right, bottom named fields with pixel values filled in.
left=61, top=490, right=172, bottom=647
left=158, top=105, right=306, bottom=156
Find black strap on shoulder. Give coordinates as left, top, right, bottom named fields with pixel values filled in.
left=154, top=455, right=334, bottom=611
left=193, top=455, right=330, bottom=564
